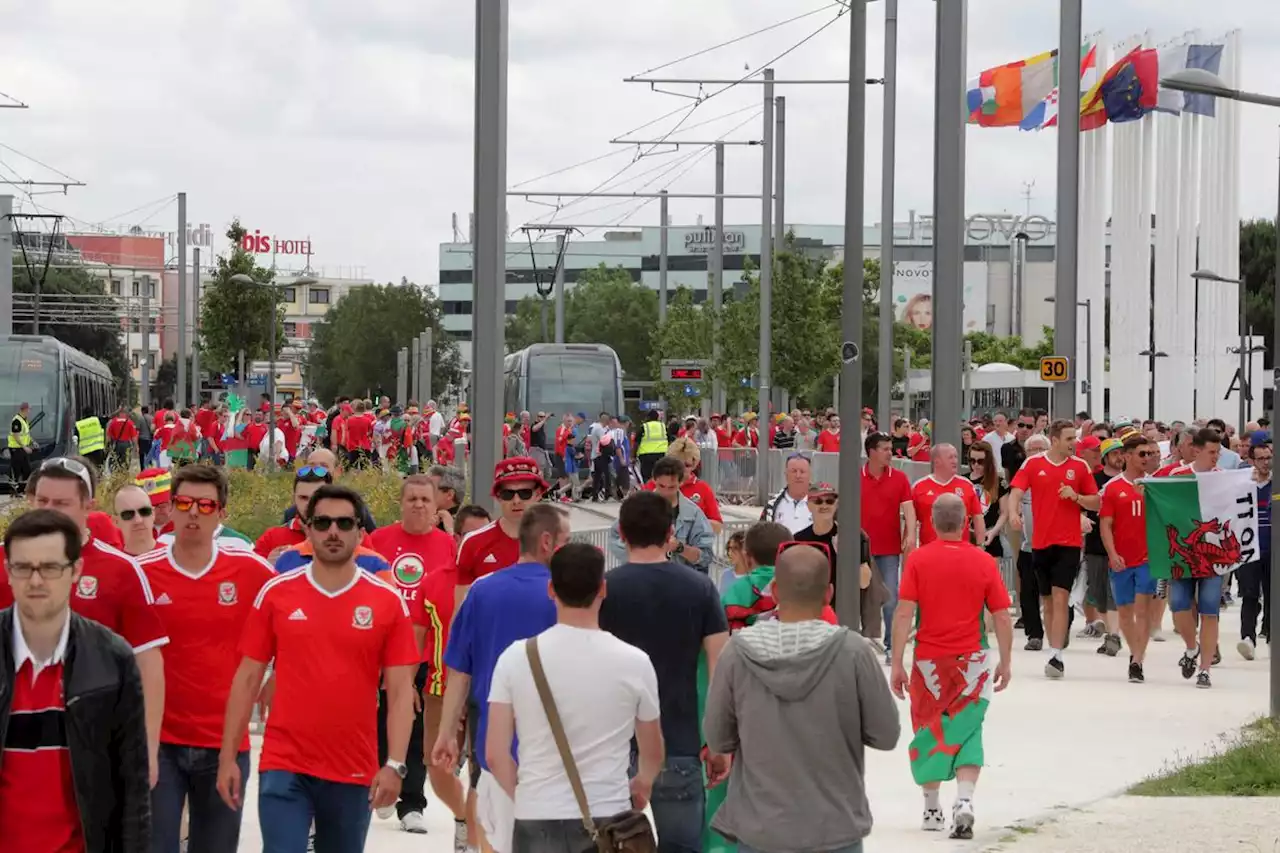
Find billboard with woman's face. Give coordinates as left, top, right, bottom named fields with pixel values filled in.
left=892, top=261, right=987, bottom=333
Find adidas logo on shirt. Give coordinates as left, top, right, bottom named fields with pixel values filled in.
left=155, top=593, right=172, bottom=605
left=1038, top=470, right=1047, bottom=476
left=483, top=554, right=498, bottom=564
left=288, top=608, right=308, bottom=621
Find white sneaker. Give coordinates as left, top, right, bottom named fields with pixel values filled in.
left=1151, top=629, right=1167, bottom=642
left=401, top=811, right=428, bottom=834
left=376, top=805, right=396, bottom=821
left=951, top=800, right=975, bottom=839
left=921, top=808, right=946, bottom=832
left=1238, top=638, right=1257, bottom=661
left=453, top=820, right=470, bottom=853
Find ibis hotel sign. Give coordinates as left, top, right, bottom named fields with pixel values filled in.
left=241, top=229, right=314, bottom=256
left=684, top=228, right=747, bottom=255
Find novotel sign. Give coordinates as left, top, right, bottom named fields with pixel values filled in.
left=240, top=229, right=314, bottom=256
left=917, top=213, right=1055, bottom=243
left=684, top=228, right=747, bottom=254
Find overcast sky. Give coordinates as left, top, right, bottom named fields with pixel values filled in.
left=3, top=0, right=1278, bottom=286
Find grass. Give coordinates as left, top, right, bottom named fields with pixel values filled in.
left=0, top=464, right=412, bottom=541
left=1129, top=718, right=1280, bottom=796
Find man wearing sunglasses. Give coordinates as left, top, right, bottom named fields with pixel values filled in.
left=0, top=457, right=170, bottom=788
left=137, top=465, right=276, bottom=852
left=114, top=484, right=160, bottom=557
left=455, top=457, right=547, bottom=612
left=218, top=484, right=420, bottom=852
left=0, top=509, right=151, bottom=852
left=257, top=464, right=376, bottom=564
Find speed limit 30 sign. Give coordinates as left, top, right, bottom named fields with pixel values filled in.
left=1039, top=356, right=1071, bottom=382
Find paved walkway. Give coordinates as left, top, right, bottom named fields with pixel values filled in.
left=233, top=607, right=1271, bottom=852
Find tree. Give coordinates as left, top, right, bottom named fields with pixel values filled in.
left=198, top=220, right=284, bottom=373
left=649, top=288, right=713, bottom=407
left=11, top=261, right=129, bottom=394
left=1241, top=218, right=1276, bottom=357
left=152, top=354, right=195, bottom=406
left=306, top=282, right=462, bottom=404
left=504, top=264, right=658, bottom=379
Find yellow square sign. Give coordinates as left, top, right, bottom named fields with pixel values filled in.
left=1039, top=356, right=1071, bottom=382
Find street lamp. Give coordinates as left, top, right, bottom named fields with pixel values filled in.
left=1138, top=350, right=1169, bottom=420
left=1045, top=296, right=1093, bottom=416
left=1165, top=68, right=1280, bottom=719
left=1191, top=269, right=1249, bottom=435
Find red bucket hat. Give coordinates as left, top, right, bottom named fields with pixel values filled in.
left=491, top=456, right=548, bottom=497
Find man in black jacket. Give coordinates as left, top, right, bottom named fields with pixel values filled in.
left=0, top=509, right=150, bottom=852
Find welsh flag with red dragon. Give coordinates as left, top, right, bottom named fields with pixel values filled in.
left=1142, top=468, right=1259, bottom=580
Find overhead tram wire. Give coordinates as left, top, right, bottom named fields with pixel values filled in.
left=579, top=144, right=719, bottom=239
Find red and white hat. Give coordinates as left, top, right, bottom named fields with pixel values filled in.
left=491, top=456, right=548, bottom=496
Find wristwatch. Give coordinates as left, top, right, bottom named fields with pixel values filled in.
left=385, top=759, right=407, bottom=779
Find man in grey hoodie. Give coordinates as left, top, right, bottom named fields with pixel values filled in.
left=703, top=544, right=900, bottom=853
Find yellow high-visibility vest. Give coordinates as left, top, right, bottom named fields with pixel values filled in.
left=637, top=420, right=668, bottom=455
left=8, top=415, right=31, bottom=450
left=75, top=416, right=105, bottom=455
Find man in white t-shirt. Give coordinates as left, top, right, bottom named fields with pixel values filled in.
left=486, top=542, right=663, bottom=853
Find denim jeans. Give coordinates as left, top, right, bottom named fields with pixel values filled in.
left=512, top=818, right=601, bottom=853
left=151, top=745, right=249, bottom=853
left=258, top=770, right=372, bottom=853
left=875, top=556, right=901, bottom=650
left=739, top=842, right=863, bottom=853
left=648, top=755, right=703, bottom=853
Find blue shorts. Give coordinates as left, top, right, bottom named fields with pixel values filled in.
left=1111, top=562, right=1157, bottom=608
left=1169, top=574, right=1225, bottom=616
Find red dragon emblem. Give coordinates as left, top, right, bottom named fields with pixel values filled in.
left=1167, top=519, right=1242, bottom=580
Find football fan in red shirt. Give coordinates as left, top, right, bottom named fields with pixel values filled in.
left=138, top=466, right=274, bottom=850
left=153, top=398, right=174, bottom=433
left=136, top=467, right=175, bottom=534
left=0, top=457, right=169, bottom=786
left=343, top=400, right=375, bottom=468
left=454, top=457, right=547, bottom=613
left=106, top=405, right=139, bottom=468
left=113, top=484, right=159, bottom=557
left=217, top=484, right=419, bottom=850
left=911, top=444, right=985, bottom=547
left=1100, top=433, right=1159, bottom=684
left=1010, top=419, right=1100, bottom=680
left=255, top=469, right=335, bottom=563
left=816, top=415, right=842, bottom=453
left=733, top=413, right=760, bottom=448
left=370, top=476, right=466, bottom=834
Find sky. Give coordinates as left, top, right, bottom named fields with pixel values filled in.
left=3, top=0, right=1279, bottom=287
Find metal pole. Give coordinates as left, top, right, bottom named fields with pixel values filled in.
left=192, top=247, right=200, bottom=404
left=775, top=96, right=786, bottom=247
left=411, top=335, right=421, bottom=402
left=424, top=327, right=434, bottom=404
left=1239, top=276, right=1248, bottom=434
left=1272, top=129, right=1280, bottom=719
left=553, top=232, right=566, bottom=343
left=140, top=275, right=152, bottom=408
left=930, top=0, right=966, bottom=449
left=267, top=287, right=276, bottom=471
left=877, top=0, right=898, bottom=425
left=177, top=192, right=188, bottom=408
left=397, top=347, right=409, bottom=405
left=903, top=347, right=912, bottom=419
left=712, top=142, right=725, bottom=414
left=1052, top=0, right=1083, bottom=418
left=540, top=297, right=548, bottom=342
left=757, top=68, right=775, bottom=488
left=472, top=0, right=509, bottom=508
left=237, top=349, right=246, bottom=403
left=658, top=191, right=669, bottom=324
left=1084, top=299, right=1093, bottom=416
left=0, top=195, right=11, bottom=339
left=963, top=339, right=973, bottom=421
left=836, top=7, right=866, bottom=632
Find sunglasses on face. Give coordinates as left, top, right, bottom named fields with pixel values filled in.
left=777, top=540, right=832, bottom=560
left=1017, top=422, right=1034, bottom=429
left=969, top=456, right=986, bottom=464
left=174, top=496, right=220, bottom=515
left=8, top=561, right=74, bottom=580
left=119, top=506, right=154, bottom=521
left=498, top=487, right=536, bottom=502
left=808, top=496, right=837, bottom=506
left=1137, top=450, right=1158, bottom=458
left=310, top=515, right=359, bottom=532
left=296, top=465, right=330, bottom=479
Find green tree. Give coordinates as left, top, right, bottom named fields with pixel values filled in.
left=649, top=288, right=713, bottom=407
left=1241, top=218, right=1276, bottom=357
left=11, top=261, right=129, bottom=395
left=306, top=282, right=461, bottom=404
left=771, top=246, right=840, bottom=402
left=504, top=264, right=658, bottom=379
left=199, top=220, right=283, bottom=373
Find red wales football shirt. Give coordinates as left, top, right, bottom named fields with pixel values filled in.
left=456, top=521, right=520, bottom=586
left=240, top=569, right=419, bottom=785
left=1099, top=475, right=1148, bottom=567
left=899, top=539, right=1011, bottom=658
left=911, top=476, right=981, bottom=546
left=139, top=545, right=275, bottom=750
left=0, top=538, right=168, bottom=652
left=371, top=523, right=458, bottom=696
left=1011, top=453, right=1099, bottom=549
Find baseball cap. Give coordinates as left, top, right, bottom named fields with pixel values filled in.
left=809, top=482, right=838, bottom=497
left=1250, top=430, right=1272, bottom=448
left=1076, top=436, right=1102, bottom=452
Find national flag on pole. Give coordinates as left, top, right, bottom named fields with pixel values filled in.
left=966, top=49, right=1058, bottom=127
left=1021, top=43, right=1098, bottom=131
left=1143, top=469, right=1261, bottom=580
left=1080, top=46, right=1159, bottom=130
left=1156, top=43, right=1225, bottom=116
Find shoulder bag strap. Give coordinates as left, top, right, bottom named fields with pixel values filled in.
left=526, top=636, right=598, bottom=840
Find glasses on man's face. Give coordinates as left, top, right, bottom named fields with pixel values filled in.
left=498, top=487, right=536, bottom=502
left=1017, top=422, right=1034, bottom=429
left=310, top=515, right=359, bottom=532
left=776, top=540, right=832, bottom=560
left=808, top=496, right=837, bottom=506
left=174, top=496, right=220, bottom=515
left=1137, top=450, right=1158, bottom=458
left=296, top=465, right=330, bottom=480
left=8, top=561, right=74, bottom=580
left=118, top=506, right=154, bottom=521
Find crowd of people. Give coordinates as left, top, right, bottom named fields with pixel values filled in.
left=1, top=393, right=1273, bottom=852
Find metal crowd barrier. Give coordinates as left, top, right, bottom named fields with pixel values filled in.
left=698, top=448, right=934, bottom=505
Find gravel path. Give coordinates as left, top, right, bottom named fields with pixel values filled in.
left=983, top=796, right=1280, bottom=852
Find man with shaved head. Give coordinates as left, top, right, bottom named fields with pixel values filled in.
left=890, top=493, right=1013, bottom=841
left=911, top=443, right=986, bottom=547
left=704, top=542, right=899, bottom=853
